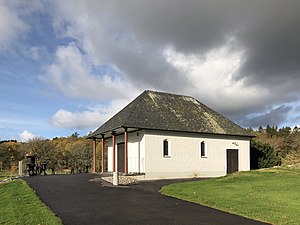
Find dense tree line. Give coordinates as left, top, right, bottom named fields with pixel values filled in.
left=0, top=133, right=106, bottom=173
left=1, top=126, right=300, bottom=173
left=249, top=125, right=300, bottom=169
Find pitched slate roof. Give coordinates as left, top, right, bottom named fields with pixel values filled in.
left=89, top=90, right=252, bottom=138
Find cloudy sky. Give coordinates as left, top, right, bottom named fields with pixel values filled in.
left=1, top=0, right=300, bottom=141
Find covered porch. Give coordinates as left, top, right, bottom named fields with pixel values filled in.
left=89, top=127, right=141, bottom=175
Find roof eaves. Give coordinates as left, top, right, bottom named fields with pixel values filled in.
left=123, top=126, right=254, bottom=138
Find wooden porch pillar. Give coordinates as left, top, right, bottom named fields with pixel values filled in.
left=101, top=134, right=105, bottom=173
left=92, top=138, right=97, bottom=173
left=112, top=131, right=116, bottom=172
left=124, top=128, right=128, bottom=174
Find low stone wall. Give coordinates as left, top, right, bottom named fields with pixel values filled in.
left=102, top=175, right=138, bottom=185
left=0, top=177, right=18, bottom=184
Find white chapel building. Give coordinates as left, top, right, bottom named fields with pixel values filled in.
left=88, top=90, right=253, bottom=180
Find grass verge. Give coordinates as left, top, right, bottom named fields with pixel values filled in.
left=0, top=179, right=62, bottom=225
left=160, top=167, right=300, bottom=225
left=0, top=170, right=17, bottom=181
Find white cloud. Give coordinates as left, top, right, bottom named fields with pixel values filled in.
left=19, top=130, right=35, bottom=142
left=50, top=99, right=129, bottom=130
left=27, top=46, right=49, bottom=61
left=39, top=43, right=140, bottom=101
left=51, top=109, right=101, bottom=129
left=0, top=2, right=29, bottom=51
left=0, top=0, right=44, bottom=52
left=163, top=41, right=271, bottom=115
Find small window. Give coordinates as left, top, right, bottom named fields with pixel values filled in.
left=163, top=139, right=169, bottom=157
left=200, top=141, right=207, bottom=157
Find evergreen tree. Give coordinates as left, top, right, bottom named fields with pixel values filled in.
left=250, top=139, right=281, bottom=169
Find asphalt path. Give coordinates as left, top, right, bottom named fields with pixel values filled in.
left=24, top=174, right=269, bottom=225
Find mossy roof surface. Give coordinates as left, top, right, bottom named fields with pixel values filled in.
left=89, top=90, right=251, bottom=137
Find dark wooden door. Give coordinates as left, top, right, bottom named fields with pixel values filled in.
left=227, top=149, right=238, bottom=174
left=117, top=143, right=124, bottom=173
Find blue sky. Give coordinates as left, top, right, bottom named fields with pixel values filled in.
left=1, top=1, right=300, bottom=141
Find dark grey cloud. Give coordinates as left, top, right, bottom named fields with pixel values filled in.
left=53, top=0, right=300, bottom=128
left=238, top=1, right=300, bottom=86
left=111, top=0, right=300, bottom=89
left=239, top=105, right=293, bottom=128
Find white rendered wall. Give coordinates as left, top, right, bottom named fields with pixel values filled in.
left=143, top=130, right=250, bottom=179
left=127, top=130, right=145, bottom=173
left=107, top=130, right=145, bottom=173
left=107, top=139, right=112, bottom=172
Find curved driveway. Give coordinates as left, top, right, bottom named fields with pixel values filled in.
left=24, top=174, right=269, bottom=225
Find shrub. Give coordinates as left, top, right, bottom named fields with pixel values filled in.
left=250, top=139, right=281, bottom=169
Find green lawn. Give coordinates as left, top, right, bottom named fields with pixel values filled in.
left=0, top=179, right=62, bottom=225
left=161, top=168, right=300, bottom=225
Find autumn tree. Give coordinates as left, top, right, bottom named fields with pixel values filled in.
left=0, top=141, right=24, bottom=171
left=25, top=137, right=58, bottom=171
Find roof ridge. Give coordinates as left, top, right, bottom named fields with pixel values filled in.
left=144, top=89, right=195, bottom=99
